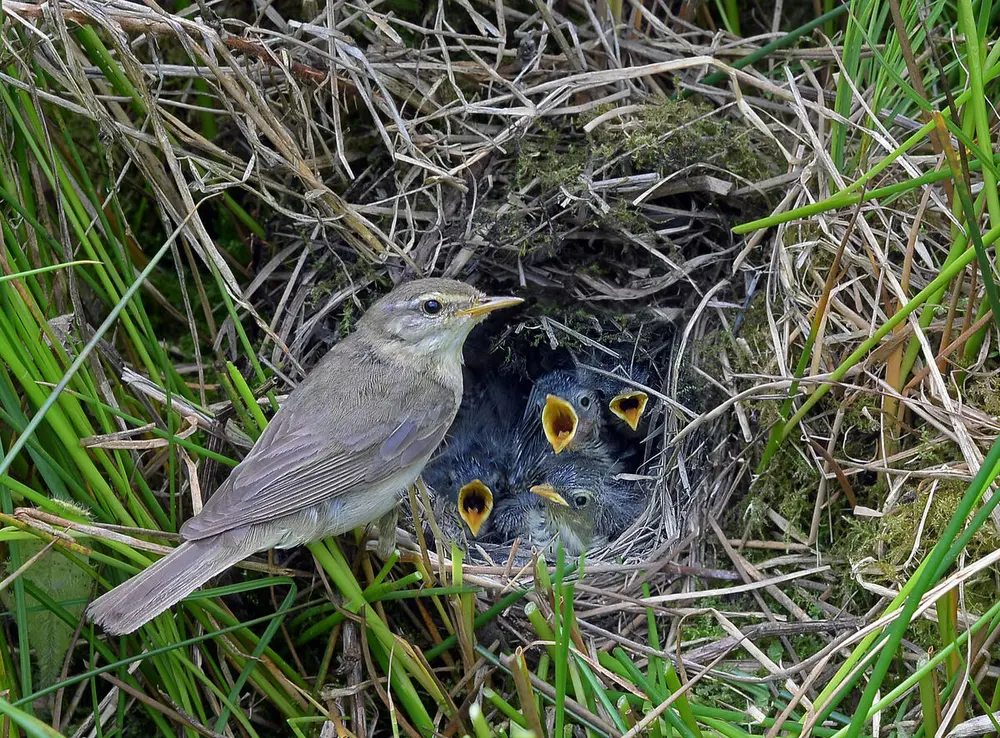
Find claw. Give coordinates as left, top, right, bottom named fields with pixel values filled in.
left=542, top=394, right=578, bottom=454
left=458, top=479, right=494, bottom=536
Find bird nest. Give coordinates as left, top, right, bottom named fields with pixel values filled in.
left=244, top=99, right=774, bottom=602
left=167, top=11, right=784, bottom=608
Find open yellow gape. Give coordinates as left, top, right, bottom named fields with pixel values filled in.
left=541, top=394, right=579, bottom=454
left=609, top=391, right=648, bottom=431
left=457, top=479, right=494, bottom=536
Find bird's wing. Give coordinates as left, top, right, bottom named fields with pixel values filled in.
left=181, top=358, right=457, bottom=540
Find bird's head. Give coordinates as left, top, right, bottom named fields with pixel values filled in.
left=530, top=372, right=602, bottom=454
left=528, top=461, right=641, bottom=553
left=361, top=278, right=522, bottom=361
left=574, top=363, right=651, bottom=434
left=528, top=456, right=604, bottom=519
left=529, top=482, right=592, bottom=511
left=529, top=471, right=598, bottom=554
left=531, top=482, right=594, bottom=512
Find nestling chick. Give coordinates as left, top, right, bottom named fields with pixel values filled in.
left=575, top=358, right=652, bottom=437
left=428, top=370, right=649, bottom=555
left=423, top=449, right=500, bottom=539
left=524, top=370, right=610, bottom=459
left=423, top=375, right=525, bottom=538
left=526, top=455, right=647, bottom=556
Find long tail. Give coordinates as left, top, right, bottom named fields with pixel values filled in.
left=86, top=536, right=252, bottom=635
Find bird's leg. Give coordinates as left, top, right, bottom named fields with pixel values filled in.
left=414, top=476, right=444, bottom=543
left=374, top=504, right=399, bottom=559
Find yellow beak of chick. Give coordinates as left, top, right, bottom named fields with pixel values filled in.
left=457, top=479, right=494, bottom=536
left=609, top=391, right=648, bottom=431
left=529, top=483, right=569, bottom=506
left=541, top=395, right=579, bottom=454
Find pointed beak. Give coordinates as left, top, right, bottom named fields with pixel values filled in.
left=609, top=391, right=649, bottom=431
left=530, top=483, right=569, bottom=507
left=458, top=479, right=494, bottom=536
left=542, top=394, right=578, bottom=454
left=456, top=295, right=523, bottom=318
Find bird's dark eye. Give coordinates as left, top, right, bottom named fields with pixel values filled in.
left=574, top=494, right=589, bottom=508
left=422, top=299, right=442, bottom=315
left=579, top=395, right=592, bottom=409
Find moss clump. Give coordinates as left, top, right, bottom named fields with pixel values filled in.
left=514, top=98, right=781, bottom=205
left=516, top=143, right=588, bottom=192
left=722, top=296, right=781, bottom=377
left=962, top=371, right=1000, bottom=418
left=514, top=121, right=594, bottom=194
left=521, top=302, right=649, bottom=355
left=603, top=201, right=651, bottom=234
left=743, top=445, right=819, bottom=538
left=833, top=479, right=1000, bottom=649
left=335, top=295, right=357, bottom=340
left=589, top=97, right=781, bottom=183
left=307, top=280, right=336, bottom=308
left=677, top=596, right=729, bottom=642
left=836, top=479, right=1000, bottom=599
left=883, top=481, right=1000, bottom=564
left=844, top=393, right=884, bottom=437
left=481, top=208, right=556, bottom=257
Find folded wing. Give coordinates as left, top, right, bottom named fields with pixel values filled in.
left=182, top=365, right=456, bottom=540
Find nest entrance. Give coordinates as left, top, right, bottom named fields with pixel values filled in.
left=404, top=301, right=710, bottom=566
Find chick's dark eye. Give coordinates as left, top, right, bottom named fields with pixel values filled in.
left=422, top=299, right=442, bottom=315
left=574, top=494, right=589, bottom=508
left=579, top=395, right=592, bottom=409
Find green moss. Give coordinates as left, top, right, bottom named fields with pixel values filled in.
left=603, top=202, right=651, bottom=234
left=679, top=598, right=728, bottom=641
left=483, top=209, right=555, bottom=257
left=589, top=98, right=781, bottom=183
left=830, top=480, right=1000, bottom=635
left=516, top=144, right=587, bottom=192
left=511, top=98, right=781, bottom=227
left=514, top=121, right=582, bottom=193
left=336, top=296, right=357, bottom=340
left=963, top=371, right=1000, bottom=418
left=744, top=445, right=818, bottom=537
left=885, top=482, right=1000, bottom=564
left=521, top=302, right=648, bottom=355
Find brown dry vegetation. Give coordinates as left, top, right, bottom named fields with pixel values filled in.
left=2, top=0, right=1000, bottom=736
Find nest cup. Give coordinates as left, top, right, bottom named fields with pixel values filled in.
left=375, top=283, right=740, bottom=586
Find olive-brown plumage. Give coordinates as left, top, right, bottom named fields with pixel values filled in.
left=86, top=278, right=521, bottom=634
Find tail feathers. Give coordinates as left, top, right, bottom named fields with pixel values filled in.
left=86, top=537, right=251, bottom=635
